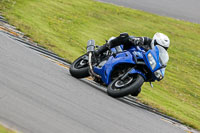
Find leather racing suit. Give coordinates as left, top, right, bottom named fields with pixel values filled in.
left=95, top=33, right=152, bottom=55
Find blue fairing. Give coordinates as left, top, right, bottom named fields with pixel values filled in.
left=93, top=47, right=146, bottom=85
left=144, top=46, right=162, bottom=72
left=93, top=45, right=167, bottom=85
left=143, top=46, right=167, bottom=80
left=129, top=69, right=146, bottom=80
left=93, top=51, right=135, bottom=85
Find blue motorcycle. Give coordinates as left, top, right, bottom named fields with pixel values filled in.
left=70, top=39, right=169, bottom=98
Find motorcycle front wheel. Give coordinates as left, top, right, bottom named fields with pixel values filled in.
left=69, top=54, right=90, bottom=78
left=107, top=74, right=144, bottom=98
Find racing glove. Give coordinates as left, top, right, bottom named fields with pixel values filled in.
left=129, top=37, right=144, bottom=46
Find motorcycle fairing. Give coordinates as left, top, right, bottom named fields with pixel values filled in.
left=128, top=68, right=146, bottom=80
left=93, top=51, right=145, bottom=85
left=143, top=46, right=162, bottom=72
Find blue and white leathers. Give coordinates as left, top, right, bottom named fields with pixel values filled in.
left=93, top=45, right=169, bottom=85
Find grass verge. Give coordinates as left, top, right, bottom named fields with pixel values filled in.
left=1, top=0, right=200, bottom=130
left=0, top=124, right=15, bottom=133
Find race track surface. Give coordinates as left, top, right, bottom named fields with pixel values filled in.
left=97, top=0, right=200, bottom=24
left=0, top=32, right=186, bottom=133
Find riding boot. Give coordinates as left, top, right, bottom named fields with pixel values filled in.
left=95, top=33, right=129, bottom=55
left=94, top=43, right=109, bottom=55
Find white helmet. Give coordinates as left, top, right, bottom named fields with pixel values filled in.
left=152, top=33, right=170, bottom=50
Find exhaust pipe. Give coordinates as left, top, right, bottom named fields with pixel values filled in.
left=87, top=40, right=101, bottom=78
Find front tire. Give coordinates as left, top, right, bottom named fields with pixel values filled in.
left=107, top=74, right=144, bottom=98
left=130, top=87, right=141, bottom=96
left=69, top=54, right=90, bottom=78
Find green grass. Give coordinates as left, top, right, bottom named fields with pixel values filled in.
left=1, top=0, right=200, bottom=130
left=0, top=124, right=15, bottom=133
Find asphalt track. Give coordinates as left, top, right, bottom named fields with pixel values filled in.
left=97, top=0, right=200, bottom=24
left=0, top=31, right=188, bottom=133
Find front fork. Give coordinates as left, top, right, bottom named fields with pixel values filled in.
left=121, top=68, right=155, bottom=88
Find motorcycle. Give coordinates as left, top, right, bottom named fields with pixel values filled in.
left=69, top=39, right=169, bottom=98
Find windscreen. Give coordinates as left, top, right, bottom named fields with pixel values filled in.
left=157, top=45, right=169, bottom=66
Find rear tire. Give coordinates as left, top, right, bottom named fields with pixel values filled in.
left=107, top=74, right=144, bottom=98
left=69, top=54, right=89, bottom=78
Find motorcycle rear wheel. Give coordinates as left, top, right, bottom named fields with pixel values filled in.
left=69, top=54, right=90, bottom=78
left=107, top=74, right=144, bottom=98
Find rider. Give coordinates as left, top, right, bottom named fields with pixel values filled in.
left=95, top=32, right=170, bottom=55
